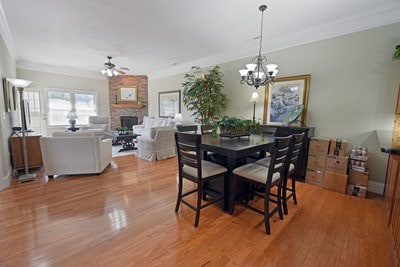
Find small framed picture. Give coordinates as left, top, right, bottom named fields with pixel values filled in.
left=158, top=90, right=181, bottom=118
left=120, top=87, right=137, bottom=101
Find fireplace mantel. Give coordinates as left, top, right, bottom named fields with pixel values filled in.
left=111, top=103, right=145, bottom=109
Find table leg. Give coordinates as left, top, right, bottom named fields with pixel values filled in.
left=226, top=157, right=238, bottom=214
left=118, top=138, right=136, bottom=152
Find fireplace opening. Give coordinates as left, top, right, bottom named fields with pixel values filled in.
left=120, top=116, right=138, bottom=130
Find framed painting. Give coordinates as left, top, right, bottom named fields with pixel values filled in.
left=263, top=74, right=311, bottom=126
left=120, top=87, right=137, bottom=101
left=158, top=90, right=181, bottom=118
left=2, top=78, right=15, bottom=112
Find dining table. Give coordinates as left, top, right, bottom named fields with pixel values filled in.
left=201, top=134, right=275, bottom=213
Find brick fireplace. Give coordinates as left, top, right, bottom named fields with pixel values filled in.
left=108, top=75, right=148, bottom=130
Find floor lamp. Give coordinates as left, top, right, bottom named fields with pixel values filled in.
left=249, top=92, right=259, bottom=123
left=7, top=78, right=36, bottom=182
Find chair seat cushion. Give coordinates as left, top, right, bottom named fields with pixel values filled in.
left=255, top=157, right=271, bottom=166
left=183, top=160, right=227, bottom=178
left=233, top=163, right=280, bottom=185
left=256, top=158, right=295, bottom=173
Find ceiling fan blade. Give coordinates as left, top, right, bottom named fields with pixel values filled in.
left=119, top=67, right=129, bottom=71
left=113, top=67, right=126, bottom=75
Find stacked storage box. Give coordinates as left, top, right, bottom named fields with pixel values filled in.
left=305, top=137, right=331, bottom=187
left=323, top=139, right=349, bottom=194
left=346, top=147, right=369, bottom=198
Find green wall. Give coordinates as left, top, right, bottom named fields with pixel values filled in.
left=0, top=33, right=16, bottom=189
left=149, top=23, right=400, bottom=190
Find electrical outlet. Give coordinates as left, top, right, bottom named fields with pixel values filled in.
left=2, top=112, right=6, bottom=120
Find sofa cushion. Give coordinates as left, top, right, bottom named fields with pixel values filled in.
left=154, top=118, right=167, bottom=127
left=52, top=131, right=94, bottom=137
left=142, top=126, right=174, bottom=139
left=166, top=117, right=175, bottom=126
left=145, top=118, right=156, bottom=129
left=89, top=123, right=107, bottom=130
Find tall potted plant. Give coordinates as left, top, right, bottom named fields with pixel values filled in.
left=394, top=44, right=400, bottom=60
left=182, top=66, right=229, bottom=125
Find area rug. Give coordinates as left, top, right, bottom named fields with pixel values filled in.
left=112, top=145, right=137, bottom=157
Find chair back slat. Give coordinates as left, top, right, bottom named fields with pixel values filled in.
left=288, top=132, right=306, bottom=173
left=201, top=125, right=213, bottom=135
left=177, top=125, right=198, bottom=133
left=174, top=132, right=202, bottom=179
left=266, top=135, right=292, bottom=186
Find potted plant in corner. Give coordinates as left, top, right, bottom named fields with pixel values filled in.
left=182, top=66, right=229, bottom=125
left=393, top=44, right=400, bottom=61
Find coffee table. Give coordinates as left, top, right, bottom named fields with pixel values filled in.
left=114, top=133, right=140, bottom=152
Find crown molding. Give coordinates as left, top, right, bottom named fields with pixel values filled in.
left=17, top=61, right=107, bottom=80
left=0, top=2, right=15, bottom=62
left=149, top=3, right=400, bottom=80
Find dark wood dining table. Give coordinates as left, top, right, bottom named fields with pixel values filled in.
left=201, top=134, right=275, bottom=213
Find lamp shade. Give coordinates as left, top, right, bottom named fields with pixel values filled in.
left=6, top=78, right=33, bottom=88
left=249, top=92, right=259, bottom=102
left=173, top=113, right=182, bottom=122
left=66, top=109, right=78, bottom=119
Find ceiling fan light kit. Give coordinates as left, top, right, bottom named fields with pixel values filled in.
left=239, top=4, right=279, bottom=89
left=100, top=56, right=129, bottom=77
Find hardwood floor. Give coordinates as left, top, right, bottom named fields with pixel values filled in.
left=0, top=155, right=393, bottom=266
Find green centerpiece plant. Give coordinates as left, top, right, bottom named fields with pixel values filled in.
left=182, top=66, right=229, bottom=125
left=115, top=126, right=128, bottom=135
left=216, top=116, right=261, bottom=138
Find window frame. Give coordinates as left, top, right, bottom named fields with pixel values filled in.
left=44, top=87, right=98, bottom=128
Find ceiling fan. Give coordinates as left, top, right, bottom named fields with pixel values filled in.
left=100, top=56, right=129, bottom=77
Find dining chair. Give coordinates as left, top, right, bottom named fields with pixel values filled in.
left=200, top=124, right=229, bottom=165
left=232, top=135, right=292, bottom=234
left=255, top=132, right=305, bottom=215
left=200, top=124, right=213, bottom=135
left=174, top=132, right=227, bottom=227
left=280, top=132, right=305, bottom=215
left=177, top=125, right=198, bottom=133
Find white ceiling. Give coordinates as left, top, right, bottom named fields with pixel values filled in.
left=1, top=0, right=400, bottom=80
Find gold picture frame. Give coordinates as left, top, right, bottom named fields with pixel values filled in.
left=263, top=74, right=311, bottom=126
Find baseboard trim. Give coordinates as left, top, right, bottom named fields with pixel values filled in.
left=367, top=180, right=385, bottom=195
left=0, top=169, right=11, bottom=190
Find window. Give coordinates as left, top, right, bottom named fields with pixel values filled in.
left=46, top=89, right=97, bottom=126
left=23, top=91, right=41, bottom=117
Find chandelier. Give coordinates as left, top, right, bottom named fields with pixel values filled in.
left=239, top=5, right=278, bottom=89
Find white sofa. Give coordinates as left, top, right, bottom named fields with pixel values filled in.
left=132, top=116, right=175, bottom=135
left=39, top=131, right=112, bottom=177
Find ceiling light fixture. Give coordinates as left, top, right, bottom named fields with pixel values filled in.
left=239, top=5, right=278, bottom=89
left=100, top=56, right=129, bottom=77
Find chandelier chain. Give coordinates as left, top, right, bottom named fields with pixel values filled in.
left=258, top=8, right=264, bottom=58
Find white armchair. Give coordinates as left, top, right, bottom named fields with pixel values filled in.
left=84, top=116, right=113, bottom=138
left=40, top=131, right=112, bottom=177
left=136, top=127, right=176, bottom=161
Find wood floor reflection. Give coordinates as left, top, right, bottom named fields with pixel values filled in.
left=0, top=155, right=392, bottom=266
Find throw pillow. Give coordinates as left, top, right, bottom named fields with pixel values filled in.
left=153, top=118, right=166, bottom=127
left=145, top=118, right=156, bottom=129
left=166, top=117, right=175, bottom=126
